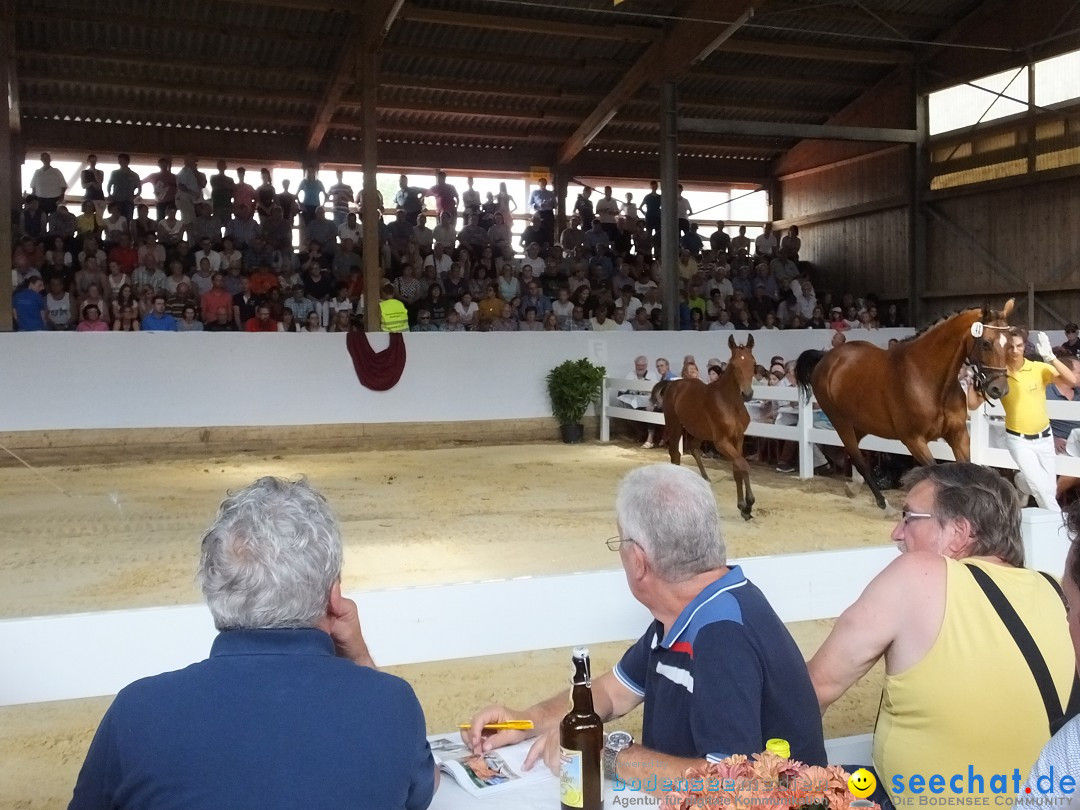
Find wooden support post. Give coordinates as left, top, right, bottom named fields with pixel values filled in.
left=660, top=81, right=679, bottom=332
left=908, top=74, right=928, bottom=327
left=360, top=45, right=381, bottom=333
left=0, top=0, right=14, bottom=331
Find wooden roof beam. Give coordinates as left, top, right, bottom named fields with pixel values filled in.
left=380, top=75, right=599, bottom=104
left=720, top=38, right=913, bottom=64
left=556, top=0, right=756, bottom=167
left=687, top=66, right=870, bottom=90
left=381, top=45, right=630, bottom=72
left=17, top=47, right=327, bottom=83
left=397, top=7, right=658, bottom=43
left=20, top=73, right=317, bottom=106
left=305, top=0, right=404, bottom=153
left=20, top=9, right=331, bottom=46
left=761, top=2, right=951, bottom=31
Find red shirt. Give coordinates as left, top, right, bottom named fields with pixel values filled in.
left=201, top=289, right=234, bottom=322
left=249, top=270, right=280, bottom=297
left=245, top=316, right=278, bottom=332
left=109, top=245, right=140, bottom=274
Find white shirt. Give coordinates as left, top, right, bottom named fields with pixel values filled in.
left=338, top=223, right=362, bottom=243
left=595, top=197, right=620, bottom=224
left=755, top=233, right=778, bottom=256
left=424, top=253, right=452, bottom=276
left=709, top=320, right=735, bottom=331
left=31, top=166, right=67, bottom=199
left=195, top=249, right=222, bottom=273
left=676, top=196, right=692, bottom=219
left=1024, top=715, right=1080, bottom=802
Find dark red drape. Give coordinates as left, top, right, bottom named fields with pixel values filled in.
left=346, top=331, right=407, bottom=391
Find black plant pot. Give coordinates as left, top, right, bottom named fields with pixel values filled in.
left=560, top=424, right=584, bottom=444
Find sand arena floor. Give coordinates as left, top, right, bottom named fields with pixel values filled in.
left=0, top=440, right=893, bottom=808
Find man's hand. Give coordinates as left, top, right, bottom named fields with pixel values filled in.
left=462, top=705, right=535, bottom=755
left=327, top=590, right=375, bottom=668
left=522, top=727, right=561, bottom=775
left=1037, top=331, right=1056, bottom=364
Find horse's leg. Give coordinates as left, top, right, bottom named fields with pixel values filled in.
left=666, top=418, right=684, bottom=467
left=686, top=435, right=711, bottom=481
left=903, top=437, right=937, bottom=467
left=835, top=424, right=889, bottom=510
left=734, top=432, right=754, bottom=519
left=716, top=436, right=753, bottom=520
left=944, top=423, right=971, bottom=463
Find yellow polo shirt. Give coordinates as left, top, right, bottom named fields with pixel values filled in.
left=1000, top=360, right=1054, bottom=434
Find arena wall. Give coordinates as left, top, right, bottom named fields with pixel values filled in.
left=0, top=330, right=910, bottom=434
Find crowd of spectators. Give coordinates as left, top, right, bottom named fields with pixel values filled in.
left=11, top=152, right=904, bottom=334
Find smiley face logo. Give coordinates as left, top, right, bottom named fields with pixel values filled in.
left=848, top=768, right=876, bottom=799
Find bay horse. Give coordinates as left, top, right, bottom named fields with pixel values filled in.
left=795, top=300, right=1014, bottom=510
left=655, top=334, right=758, bottom=520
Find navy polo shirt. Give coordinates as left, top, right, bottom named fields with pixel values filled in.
left=69, top=628, right=435, bottom=810
left=613, top=566, right=826, bottom=765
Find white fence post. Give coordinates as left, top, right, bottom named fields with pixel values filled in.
left=968, top=403, right=987, bottom=466
left=600, top=377, right=611, bottom=442
left=798, top=391, right=814, bottom=479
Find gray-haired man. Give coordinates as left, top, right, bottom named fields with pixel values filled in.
left=70, top=477, right=438, bottom=810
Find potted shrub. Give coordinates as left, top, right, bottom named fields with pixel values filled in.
left=546, top=358, right=607, bottom=444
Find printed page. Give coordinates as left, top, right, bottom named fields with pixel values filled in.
left=428, top=733, right=555, bottom=798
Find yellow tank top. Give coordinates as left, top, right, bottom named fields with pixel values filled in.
left=874, top=558, right=1073, bottom=802
left=1000, top=360, right=1054, bottom=433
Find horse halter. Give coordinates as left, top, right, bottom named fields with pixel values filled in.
left=967, top=321, right=1009, bottom=394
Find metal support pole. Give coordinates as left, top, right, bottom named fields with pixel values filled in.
left=660, top=81, right=679, bottom=332
left=360, top=45, right=381, bottom=333
left=908, top=69, right=928, bottom=327
left=553, top=169, right=568, bottom=237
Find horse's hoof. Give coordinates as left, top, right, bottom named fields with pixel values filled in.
left=881, top=501, right=898, bottom=517
left=741, top=511, right=753, bottom=521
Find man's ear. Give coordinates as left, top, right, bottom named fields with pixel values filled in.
left=327, top=580, right=343, bottom=614
left=947, top=517, right=976, bottom=558
left=626, top=541, right=649, bottom=583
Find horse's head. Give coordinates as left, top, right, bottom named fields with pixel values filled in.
left=728, top=333, right=757, bottom=401
left=969, top=298, right=1014, bottom=400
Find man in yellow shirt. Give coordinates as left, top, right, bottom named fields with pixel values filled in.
left=809, top=463, right=1074, bottom=807
left=378, top=284, right=409, bottom=332
left=999, top=329, right=1077, bottom=510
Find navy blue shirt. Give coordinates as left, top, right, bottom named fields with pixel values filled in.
left=614, top=566, right=826, bottom=765
left=69, top=628, right=435, bottom=810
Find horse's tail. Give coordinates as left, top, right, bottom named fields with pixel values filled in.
left=795, top=350, right=826, bottom=403
left=651, top=379, right=672, bottom=410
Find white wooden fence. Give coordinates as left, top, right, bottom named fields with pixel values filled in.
left=601, top=376, right=1080, bottom=479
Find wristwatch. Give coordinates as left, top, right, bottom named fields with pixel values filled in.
left=604, top=731, right=634, bottom=781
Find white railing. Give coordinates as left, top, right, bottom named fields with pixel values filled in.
left=601, top=376, right=1080, bottom=479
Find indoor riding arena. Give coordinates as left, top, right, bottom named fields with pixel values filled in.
left=4, top=0, right=1080, bottom=807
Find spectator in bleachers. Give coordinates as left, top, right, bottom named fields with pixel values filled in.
left=204, top=307, right=234, bottom=332
left=114, top=304, right=141, bottom=332
left=176, top=305, right=204, bottom=332
left=75, top=304, right=109, bottom=332
left=142, top=294, right=177, bottom=331
left=245, top=305, right=278, bottom=332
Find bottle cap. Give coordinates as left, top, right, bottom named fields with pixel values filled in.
left=573, top=646, right=590, bottom=658
left=765, top=738, right=790, bottom=759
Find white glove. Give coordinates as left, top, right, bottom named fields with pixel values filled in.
left=1035, top=331, right=1056, bottom=363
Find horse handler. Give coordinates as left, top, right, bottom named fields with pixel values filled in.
left=995, top=328, right=1077, bottom=510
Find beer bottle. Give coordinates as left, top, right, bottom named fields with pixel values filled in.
left=560, top=646, right=604, bottom=810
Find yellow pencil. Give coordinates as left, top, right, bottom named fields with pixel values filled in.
left=457, top=720, right=534, bottom=731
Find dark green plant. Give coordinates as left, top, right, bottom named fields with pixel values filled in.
left=546, top=358, right=607, bottom=426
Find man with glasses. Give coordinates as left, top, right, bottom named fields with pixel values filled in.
left=464, top=464, right=826, bottom=794
left=808, top=463, right=1074, bottom=808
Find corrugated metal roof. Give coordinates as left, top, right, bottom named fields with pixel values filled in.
left=13, top=0, right=1002, bottom=179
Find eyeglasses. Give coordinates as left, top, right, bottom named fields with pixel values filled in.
left=606, top=536, right=636, bottom=551
left=900, top=510, right=935, bottom=525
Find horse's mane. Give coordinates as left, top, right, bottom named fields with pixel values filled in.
left=899, top=306, right=982, bottom=345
